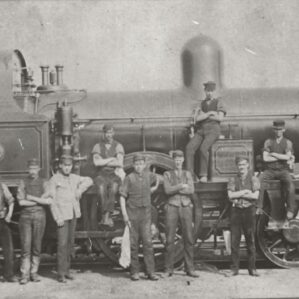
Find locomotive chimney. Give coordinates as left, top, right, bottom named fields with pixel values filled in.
left=40, top=65, right=49, bottom=86
left=55, top=65, right=64, bottom=85
left=49, top=70, right=57, bottom=85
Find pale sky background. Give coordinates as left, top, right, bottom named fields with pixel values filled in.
left=2, top=0, right=299, bottom=92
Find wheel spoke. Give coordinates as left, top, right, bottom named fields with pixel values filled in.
left=268, top=238, right=283, bottom=251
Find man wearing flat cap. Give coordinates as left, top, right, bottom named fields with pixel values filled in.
left=228, top=156, right=260, bottom=276
left=92, top=124, right=125, bottom=227
left=17, top=158, right=53, bottom=284
left=163, top=150, right=198, bottom=277
left=48, top=155, right=93, bottom=283
left=186, top=81, right=226, bottom=182
left=119, top=153, right=159, bottom=281
left=260, top=120, right=296, bottom=221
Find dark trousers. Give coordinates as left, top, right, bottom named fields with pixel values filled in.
left=19, top=210, right=46, bottom=278
left=0, top=219, right=14, bottom=279
left=127, top=206, right=155, bottom=275
left=259, top=169, right=296, bottom=213
left=186, top=124, right=220, bottom=177
left=230, top=206, right=256, bottom=271
left=94, top=173, right=120, bottom=214
left=165, top=204, right=194, bottom=273
left=57, top=217, right=77, bottom=276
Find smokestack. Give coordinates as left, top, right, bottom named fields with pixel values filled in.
left=40, top=65, right=49, bottom=86
left=55, top=65, right=64, bottom=85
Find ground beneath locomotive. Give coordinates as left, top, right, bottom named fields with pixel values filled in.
left=0, top=264, right=298, bottom=299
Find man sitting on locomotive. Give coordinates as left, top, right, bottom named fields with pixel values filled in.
left=92, top=124, right=125, bottom=227
left=228, top=156, right=260, bottom=277
left=186, top=81, right=226, bottom=182
left=259, top=120, right=296, bottom=221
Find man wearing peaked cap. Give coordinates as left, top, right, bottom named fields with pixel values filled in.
left=186, top=80, right=226, bottom=183
left=119, top=152, right=159, bottom=281
left=259, top=119, right=296, bottom=222
left=48, top=154, right=93, bottom=283
left=227, top=155, right=260, bottom=277
left=92, top=123, right=125, bottom=227
left=17, top=158, right=52, bottom=284
left=163, top=150, right=198, bottom=278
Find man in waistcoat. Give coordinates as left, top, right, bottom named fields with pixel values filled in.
left=49, top=155, right=93, bottom=283
left=228, top=156, right=260, bottom=276
left=259, top=120, right=296, bottom=221
left=163, top=150, right=198, bottom=278
left=186, top=81, right=226, bottom=182
left=119, top=153, right=159, bottom=281
left=0, top=179, right=17, bottom=282
left=17, top=158, right=52, bottom=284
left=92, top=124, right=125, bottom=227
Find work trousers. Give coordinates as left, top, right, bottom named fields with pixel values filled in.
left=230, top=206, right=256, bottom=272
left=19, top=210, right=46, bottom=278
left=0, top=219, right=14, bottom=279
left=259, top=168, right=296, bottom=213
left=57, top=217, right=77, bottom=277
left=186, top=124, right=220, bottom=177
left=127, top=206, right=155, bottom=275
left=165, top=204, right=194, bottom=273
left=94, top=173, right=120, bottom=214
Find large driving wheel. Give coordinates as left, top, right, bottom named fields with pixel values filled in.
left=94, top=151, right=201, bottom=270
left=257, top=212, right=299, bottom=268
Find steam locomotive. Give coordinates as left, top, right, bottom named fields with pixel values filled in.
left=3, top=35, right=299, bottom=270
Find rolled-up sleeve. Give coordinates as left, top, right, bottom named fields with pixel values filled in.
left=48, top=177, right=63, bottom=222
left=227, top=177, right=236, bottom=192
left=2, top=183, right=14, bottom=205
left=286, top=139, right=294, bottom=154
left=163, top=172, right=182, bottom=195
left=252, top=176, right=260, bottom=192
left=77, top=176, right=93, bottom=194
left=17, top=180, right=26, bottom=202
left=263, top=139, right=271, bottom=153
left=217, top=98, right=226, bottom=115
left=119, top=176, right=130, bottom=198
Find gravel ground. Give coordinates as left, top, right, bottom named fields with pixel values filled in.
left=1, top=266, right=299, bottom=299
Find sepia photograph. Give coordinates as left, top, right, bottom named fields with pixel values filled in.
left=0, top=0, right=299, bottom=298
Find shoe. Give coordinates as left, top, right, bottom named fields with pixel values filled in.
left=186, top=271, right=199, bottom=278
left=30, top=274, right=41, bottom=282
left=4, top=276, right=18, bottom=283
left=57, top=275, right=67, bottom=283
left=231, top=269, right=239, bottom=276
left=147, top=273, right=159, bottom=281
left=65, top=274, right=75, bottom=280
left=130, top=273, right=140, bottom=281
left=165, top=271, right=173, bottom=277
left=248, top=269, right=259, bottom=277
left=20, top=277, right=29, bottom=285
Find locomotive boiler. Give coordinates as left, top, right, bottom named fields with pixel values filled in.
left=2, top=34, right=299, bottom=270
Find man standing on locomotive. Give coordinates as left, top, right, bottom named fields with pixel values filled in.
left=163, top=150, right=198, bottom=278
left=228, top=156, right=260, bottom=277
left=0, top=180, right=17, bottom=282
left=119, top=153, right=159, bottom=281
left=186, top=81, right=226, bottom=182
left=17, top=158, right=52, bottom=285
left=49, top=155, right=93, bottom=283
left=260, top=120, right=296, bottom=220
left=92, top=124, right=125, bottom=227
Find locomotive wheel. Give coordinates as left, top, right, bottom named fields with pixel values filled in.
left=93, top=151, right=201, bottom=271
left=257, top=213, right=299, bottom=268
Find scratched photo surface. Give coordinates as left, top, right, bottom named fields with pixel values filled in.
left=0, top=1, right=299, bottom=299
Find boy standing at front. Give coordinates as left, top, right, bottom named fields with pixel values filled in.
left=49, top=155, right=93, bottom=283
left=119, top=154, right=159, bottom=281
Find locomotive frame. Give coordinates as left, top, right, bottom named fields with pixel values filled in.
left=1, top=34, right=299, bottom=271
